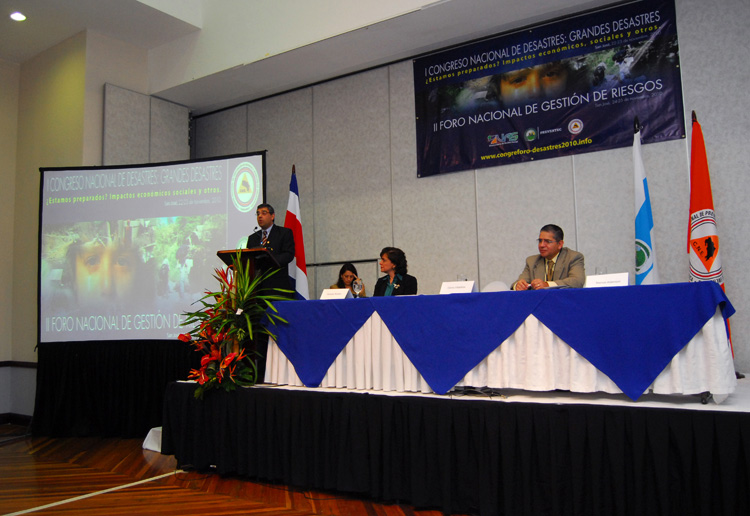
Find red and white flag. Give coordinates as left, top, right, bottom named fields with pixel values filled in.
left=688, top=112, right=723, bottom=286
left=284, top=165, right=309, bottom=300
left=688, top=111, right=731, bottom=351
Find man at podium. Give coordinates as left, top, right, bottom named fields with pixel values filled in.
left=245, top=203, right=295, bottom=383
left=246, top=203, right=296, bottom=298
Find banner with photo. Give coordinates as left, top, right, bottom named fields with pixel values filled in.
left=413, top=0, right=683, bottom=177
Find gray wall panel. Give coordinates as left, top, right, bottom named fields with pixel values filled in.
left=573, top=146, right=634, bottom=279
left=247, top=89, right=313, bottom=231
left=639, top=138, right=690, bottom=285
left=477, top=157, right=578, bottom=289
left=247, top=89, right=314, bottom=294
left=193, top=106, right=247, bottom=159
left=150, top=97, right=189, bottom=163
left=312, top=68, right=392, bottom=266
left=103, top=84, right=150, bottom=165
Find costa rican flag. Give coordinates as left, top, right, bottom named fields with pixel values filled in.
left=284, top=166, right=309, bottom=300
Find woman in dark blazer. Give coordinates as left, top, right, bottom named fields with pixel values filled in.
left=373, top=247, right=418, bottom=296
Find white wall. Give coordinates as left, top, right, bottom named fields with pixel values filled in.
left=147, top=0, right=441, bottom=93
left=0, top=58, right=19, bottom=365
left=85, top=31, right=149, bottom=166
left=6, top=32, right=185, bottom=417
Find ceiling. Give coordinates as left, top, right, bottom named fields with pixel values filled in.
left=0, top=0, right=200, bottom=63
left=1, top=0, right=619, bottom=116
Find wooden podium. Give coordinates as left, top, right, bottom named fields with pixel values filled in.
left=216, top=247, right=280, bottom=277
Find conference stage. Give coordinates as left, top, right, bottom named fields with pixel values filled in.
left=161, top=282, right=749, bottom=516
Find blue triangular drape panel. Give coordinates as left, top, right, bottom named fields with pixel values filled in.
left=267, top=282, right=733, bottom=400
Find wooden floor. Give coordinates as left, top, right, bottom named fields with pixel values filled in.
left=0, top=424, right=465, bottom=516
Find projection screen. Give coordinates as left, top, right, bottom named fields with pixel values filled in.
left=38, top=152, right=265, bottom=343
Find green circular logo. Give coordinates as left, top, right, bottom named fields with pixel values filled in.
left=635, top=239, right=653, bottom=274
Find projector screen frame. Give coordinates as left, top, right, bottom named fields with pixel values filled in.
left=37, top=150, right=267, bottom=345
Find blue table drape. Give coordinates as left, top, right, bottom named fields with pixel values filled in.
left=266, top=282, right=734, bottom=400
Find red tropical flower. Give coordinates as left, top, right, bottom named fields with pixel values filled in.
left=221, top=352, right=238, bottom=369
left=200, top=345, right=221, bottom=367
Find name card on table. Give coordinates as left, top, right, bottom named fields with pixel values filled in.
left=320, top=288, right=353, bottom=299
left=584, top=272, right=629, bottom=288
left=439, top=280, right=477, bottom=294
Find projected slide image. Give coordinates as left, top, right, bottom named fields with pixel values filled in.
left=39, top=152, right=265, bottom=343
left=40, top=216, right=227, bottom=341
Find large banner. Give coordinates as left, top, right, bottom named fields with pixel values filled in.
left=414, top=0, right=684, bottom=177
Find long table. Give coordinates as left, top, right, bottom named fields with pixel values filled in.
left=264, top=282, right=736, bottom=401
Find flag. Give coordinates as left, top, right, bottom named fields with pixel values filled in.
left=633, top=118, right=659, bottom=285
left=689, top=112, right=732, bottom=356
left=284, top=165, right=309, bottom=300
left=688, top=112, right=724, bottom=285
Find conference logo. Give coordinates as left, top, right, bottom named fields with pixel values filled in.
left=523, top=128, right=538, bottom=142
left=230, top=162, right=261, bottom=213
left=487, top=132, right=519, bottom=146
left=688, top=209, right=723, bottom=283
left=635, top=239, right=654, bottom=276
left=690, top=235, right=720, bottom=272
left=567, top=119, right=584, bottom=135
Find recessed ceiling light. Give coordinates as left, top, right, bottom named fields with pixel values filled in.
left=10, top=12, right=27, bottom=21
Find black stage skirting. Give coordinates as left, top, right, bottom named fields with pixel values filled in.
left=161, top=383, right=750, bottom=516
left=33, top=341, right=198, bottom=437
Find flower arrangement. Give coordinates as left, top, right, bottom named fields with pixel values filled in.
left=178, top=252, right=289, bottom=399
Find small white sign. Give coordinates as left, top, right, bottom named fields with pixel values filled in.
left=320, top=288, right=353, bottom=299
left=439, top=280, right=477, bottom=294
left=584, top=272, right=629, bottom=288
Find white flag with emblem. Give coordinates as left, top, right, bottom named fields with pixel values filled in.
left=633, top=123, right=659, bottom=285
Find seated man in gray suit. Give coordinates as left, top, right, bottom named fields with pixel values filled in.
left=512, top=224, right=585, bottom=290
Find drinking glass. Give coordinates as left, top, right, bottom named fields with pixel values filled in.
left=352, top=279, right=364, bottom=297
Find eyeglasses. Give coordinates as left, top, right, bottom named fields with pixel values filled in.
left=537, top=239, right=558, bottom=245
left=256, top=210, right=271, bottom=216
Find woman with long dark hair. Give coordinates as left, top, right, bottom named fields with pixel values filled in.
left=373, top=247, right=417, bottom=296
left=330, top=262, right=366, bottom=297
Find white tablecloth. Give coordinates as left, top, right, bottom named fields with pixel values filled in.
left=265, top=308, right=736, bottom=401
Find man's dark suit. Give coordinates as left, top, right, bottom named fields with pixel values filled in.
left=512, top=247, right=585, bottom=289
left=246, top=224, right=295, bottom=383
left=246, top=224, right=295, bottom=297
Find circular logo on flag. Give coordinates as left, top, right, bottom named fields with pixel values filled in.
left=524, top=128, right=538, bottom=142
left=568, top=119, right=584, bottom=135
left=635, top=239, right=653, bottom=275
left=230, top=162, right=260, bottom=213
